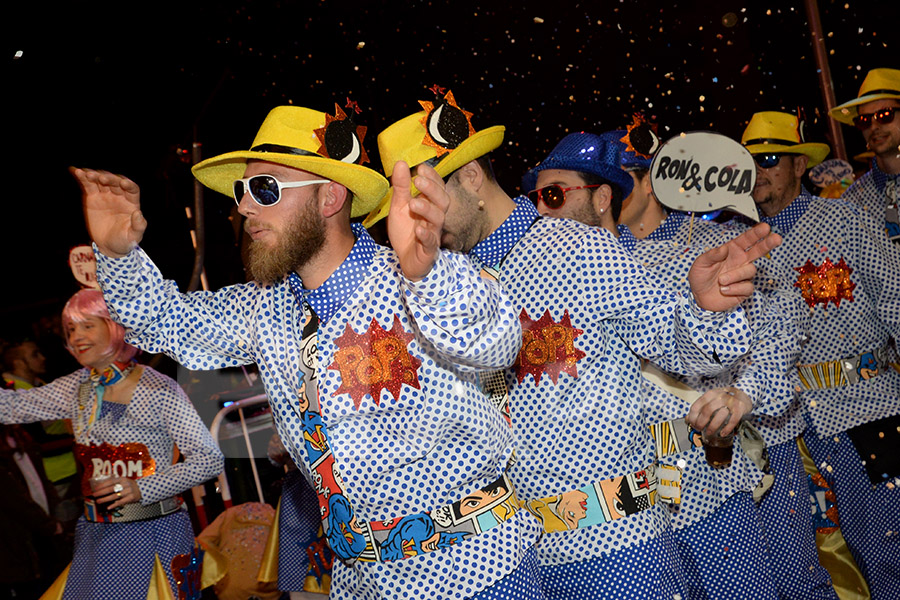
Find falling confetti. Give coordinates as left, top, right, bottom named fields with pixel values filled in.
left=3, top=0, right=899, bottom=313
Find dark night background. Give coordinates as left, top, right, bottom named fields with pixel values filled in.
left=3, top=0, right=899, bottom=337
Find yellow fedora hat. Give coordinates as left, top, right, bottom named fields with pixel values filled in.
left=741, top=111, right=830, bottom=168
left=362, top=88, right=504, bottom=228
left=830, top=68, right=900, bottom=125
left=192, top=104, right=388, bottom=218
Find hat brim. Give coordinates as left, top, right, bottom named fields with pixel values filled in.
left=830, top=92, right=900, bottom=125
left=744, top=142, right=831, bottom=168
left=521, top=161, right=635, bottom=200
left=362, top=126, right=505, bottom=228
left=192, top=151, right=389, bottom=218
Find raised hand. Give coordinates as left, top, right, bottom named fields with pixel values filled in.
left=387, top=161, right=450, bottom=281
left=686, top=386, right=752, bottom=437
left=71, top=167, right=147, bottom=258
left=688, top=222, right=782, bottom=312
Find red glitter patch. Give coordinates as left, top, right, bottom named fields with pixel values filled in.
left=515, top=309, right=586, bottom=385
left=793, top=258, right=855, bottom=308
left=74, top=442, right=155, bottom=497
left=328, top=316, right=422, bottom=410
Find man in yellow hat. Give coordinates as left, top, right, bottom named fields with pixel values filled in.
left=373, top=88, right=783, bottom=600
left=743, top=110, right=900, bottom=600
left=73, top=103, right=545, bottom=599
left=831, top=67, right=900, bottom=245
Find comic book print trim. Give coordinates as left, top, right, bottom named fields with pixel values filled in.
left=523, top=467, right=658, bottom=534
left=797, top=343, right=894, bottom=389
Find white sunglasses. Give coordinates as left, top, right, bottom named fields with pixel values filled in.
left=233, top=175, right=330, bottom=207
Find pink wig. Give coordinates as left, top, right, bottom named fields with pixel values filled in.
left=62, top=289, right=138, bottom=363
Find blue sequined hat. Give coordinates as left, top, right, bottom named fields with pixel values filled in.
left=522, top=131, right=634, bottom=198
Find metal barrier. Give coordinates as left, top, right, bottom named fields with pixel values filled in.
left=191, top=393, right=273, bottom=528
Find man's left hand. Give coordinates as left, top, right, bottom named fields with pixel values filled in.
left=688, top=222, right=782, bottom=312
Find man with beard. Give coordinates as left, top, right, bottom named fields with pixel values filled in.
left=601, top=124, right=834, bottom=600
left=370, top=89, right=782, bottom=600
left=742, top=110, right=900, bottom=599
left=72, top=104, right=543, bottom=600
left=830, top=68, right=900, bottom=245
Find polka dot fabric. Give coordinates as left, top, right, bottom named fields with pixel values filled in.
left=95, top=224, right=542, bottom=599
left=761, top=191, right=900, bottom=598
left=757, top=441, right=838, bottom=599
left=630, top=215, right=804, bottom=517
left=630, top=214, right=813, bottom=596
left=66, top=510, right=195, bottom=599
left=761, top=192, right=900, bottom=438
left=473, top=197, right=753, bottom=567
left=842, top=161, right=900, bottom=246
left=473, top=548, right=545, bottom=600
left=673, top=493, right=779, bottom=600
left=804, top=430, right=900, bottom=599
left=277, top=469, right=323, bottom=592
left=538, top=526, right=687, bottom=600
left=0, top=367, right=223, bottom=598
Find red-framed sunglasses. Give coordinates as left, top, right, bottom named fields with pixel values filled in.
left=527, top=184, right=601, bottom=209
left=853, top=106, right=897, bottom=130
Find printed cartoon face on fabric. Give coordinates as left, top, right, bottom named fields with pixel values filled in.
left=237, top=160, right=327, bottom=284
left=556, top=490, right=589, bottom=529
left=66, top=316, right=114, bottom=371
left=457, top=481, right=508, bottom=517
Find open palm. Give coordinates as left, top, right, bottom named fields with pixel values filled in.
left=71, top=167, right=147, bottom=257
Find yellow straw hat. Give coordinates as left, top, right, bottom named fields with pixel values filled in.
left=741, top=111, right=830, bottom=168
left=192, top=104, right=388, bottom=218
left=362, top=87, right=504, bottom=228
left=830, top=68, right=900, bottom=125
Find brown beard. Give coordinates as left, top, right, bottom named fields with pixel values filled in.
left=245, top=197, right=326, bottom=284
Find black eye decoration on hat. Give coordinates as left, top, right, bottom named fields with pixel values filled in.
left=419, top=85, right=476, bottom=156
left=620, top=114, right=660, bottom=158
left=314, top=99, right=370, bottom=165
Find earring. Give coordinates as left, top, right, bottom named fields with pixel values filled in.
left=599, top=208, right=605, bottom=215
left=478, top=199, right=485, bottom=210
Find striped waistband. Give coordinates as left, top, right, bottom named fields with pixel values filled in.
left=797, top=344, right=899, bottom=390
left=522, top=466, right=658, bottom=533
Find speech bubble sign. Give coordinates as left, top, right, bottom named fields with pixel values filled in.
left=650, top=131, right=759, bottom=222
left=809, top=158, right=853, bottom=188
left=69, top=244, right=100, bottom=289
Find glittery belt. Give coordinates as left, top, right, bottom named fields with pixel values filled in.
left=84, top=495, right=183, bottom=523
left=797, top=343, right=900, bottom=390
left=522, top=466, right=658, bottom=533
left=336, top=472, right=521, bottom=564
